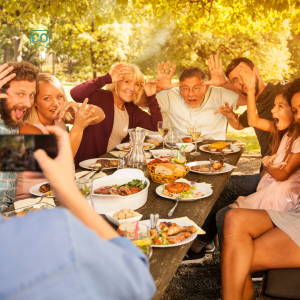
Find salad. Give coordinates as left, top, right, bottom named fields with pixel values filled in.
left=160, top=184, right=205, bottom=199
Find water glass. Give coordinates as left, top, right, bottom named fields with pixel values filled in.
left=170, top=147, right=186, bottom=164
left=157, top=121, right=170, bottom=149
left=124, top=222, right=152, bottom=258
left=75, top=178, right=94, bottom=208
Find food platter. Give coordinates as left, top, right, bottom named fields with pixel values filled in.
left=79, top=158, right=119, bottom=170
left=187, top=161, right=233, bottom=175
left=149, top=149, right=171, bottom=160
left=199, top=143, right=240, bottom=155
left=116, top=143, right=155, bottom=151
left=29, top=182, right=54, bottom=198
left=155, top=178, right=213, bottom=201
left=139, top=219, right=197, bottom=248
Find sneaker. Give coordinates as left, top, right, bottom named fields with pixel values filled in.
left=251, top=271, right=264, bottom=281
left=181, top=248, right=206, bottom=264
left=204, top=242, right=215, bottom=253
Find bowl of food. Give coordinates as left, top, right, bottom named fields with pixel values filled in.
left=105, top=208, right=142, bottom=226
left=91, top=169, right=149, bottom=214
left=148, top=162, right=190, bottom=184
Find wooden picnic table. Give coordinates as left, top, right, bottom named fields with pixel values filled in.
left=97, top=139, right=244, bottom=300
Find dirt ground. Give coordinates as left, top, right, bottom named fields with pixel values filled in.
left=233, top=157, right=261, bottom=175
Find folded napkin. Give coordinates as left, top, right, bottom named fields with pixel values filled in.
left=170, top=216, right=205, bottom=234
left=75, top=171, right=107, bottom=179
left=14, top=197, right=55, bottom=210
left=109, top=151, right=127, bottom=158
left=198, top=182, right=212, bottom=188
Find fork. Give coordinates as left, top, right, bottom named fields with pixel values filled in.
left=190, top=178, right=200, bottom=185
left=168, top=196, right=181, bottom=217
left=16, top=196, right=45, bottom=211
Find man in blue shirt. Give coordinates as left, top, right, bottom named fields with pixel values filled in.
left=0, top=126, right=156, bottom=300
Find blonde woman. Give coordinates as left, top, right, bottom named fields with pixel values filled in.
left=70, top=63, right=163, bottom=167
left=17, top=73, right=105, bottom=199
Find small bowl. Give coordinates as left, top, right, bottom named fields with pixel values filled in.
left=176, top=143, right=195, bottom=153
left=105, top=209, right=143, bottom=226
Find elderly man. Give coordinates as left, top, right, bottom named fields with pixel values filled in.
left=0, top=62, right=39, bottom=210
left=139, top=55, right=247, bottom=139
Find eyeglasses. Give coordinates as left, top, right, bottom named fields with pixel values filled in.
left=180, top=86, right=204, bottom=94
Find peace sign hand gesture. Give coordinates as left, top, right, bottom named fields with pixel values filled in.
left=109, top=63, right=131, bottom=83
left=202, top=54, right=227, bottom=87
left=0, top=63, right=16, bottom=98
left=156, top=61, right=181, bottom=91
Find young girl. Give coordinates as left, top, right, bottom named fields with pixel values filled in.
left=216, top=72, right=300, bottom=243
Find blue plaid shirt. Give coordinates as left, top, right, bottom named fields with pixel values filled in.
left=0, top=118, right=19, bottom=211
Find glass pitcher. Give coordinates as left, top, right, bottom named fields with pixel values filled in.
left=125, top=128, right=149, bottom=177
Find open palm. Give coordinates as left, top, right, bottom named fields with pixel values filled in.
left=156, top=61, right=181, bottom=90
left=202, top=55, right=227, bottom=87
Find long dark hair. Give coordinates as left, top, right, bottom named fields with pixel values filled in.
left=269, top=82, right=300, bottom=162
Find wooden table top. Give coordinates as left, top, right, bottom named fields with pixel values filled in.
left=99, top=140, right=244, bottom=300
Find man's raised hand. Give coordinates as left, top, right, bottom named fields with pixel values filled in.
left=214, top=101, right=237, bottom=120
left=239, top=64, right=256, bottom=93
left=202, top=54, right=227, bottom=87
left=156, top=61, right=181, bottom=91
left=109, top=63, right=131, bottom=83
left=0, top=63, right=16, bottom=98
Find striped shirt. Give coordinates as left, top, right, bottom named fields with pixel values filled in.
left=0, top=118, right=19, bottom=211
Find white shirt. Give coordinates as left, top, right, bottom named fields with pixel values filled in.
left=156, top=86, right=239, bottom=140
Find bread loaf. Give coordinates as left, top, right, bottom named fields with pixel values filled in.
left=146, top=138, right=160, bottom=146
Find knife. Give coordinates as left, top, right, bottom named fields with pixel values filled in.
left=89, top=165, right=104, bottom=179
left=154, top=213, right=160, bottom=231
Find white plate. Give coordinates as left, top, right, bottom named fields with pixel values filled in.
left=199, top=143, right=240, bottom=155
left=178, top=136, right=203, bottom=143
left=149, top=149, right=172, bottom=159
left=79, top=158, right=119, bottom=170
left=116, top=143, right=155, bottom=151
left=29, top=182, right=54, bottom=198
left=139, top=219, right=197, bottom=248
left=187, top=161, right=233, bottom=175
left=105, top=209, right=143, bottom=226
left=155, top=178, right=213, bottom=201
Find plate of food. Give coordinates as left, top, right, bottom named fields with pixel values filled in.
left=116, top=143, right=155, bottom=151
left=180, top=136, right=203, bottom=143
left=199, top=142, right=240, bottom=155
left=139, top=219, right=197, bottom=247
left=187, top=161, right=233, bottom=175
left=29, top=182, right=54, bottom=197
left=79, top=158, right=119, bottom=170
left=149, top=149, right=171, bottom=160
left=155, top=178, right=212, bottom=201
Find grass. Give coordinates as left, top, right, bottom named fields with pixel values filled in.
left=227, top=131, right=261, bottom=155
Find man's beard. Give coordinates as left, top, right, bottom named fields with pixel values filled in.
left=0, top=98, right=31, bottom=127
left=239, top=75, right=259, bottom=96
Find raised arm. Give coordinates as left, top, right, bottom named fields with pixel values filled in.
left=202, top=54, right=247, bottom=106
left=239, top=66, right=274, bottom=132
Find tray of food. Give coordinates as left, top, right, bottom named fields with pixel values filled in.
left=79, top=158, right=119, bottom=170
left=155, top=178, right=212, bottom=201
left=187, top=161, right=233, bottom=175
left=199, top=142, right=240, bottom=154
left=116, top=143, right=155, bottom=151
left=30, top=182, right=54, bottom=197
left=139, top=219, right=197, bottom=247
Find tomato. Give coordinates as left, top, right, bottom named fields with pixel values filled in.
left=154, top=238, right=162, bottom=244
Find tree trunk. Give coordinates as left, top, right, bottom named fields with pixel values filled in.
left=4, top=45, right=9, bottom=63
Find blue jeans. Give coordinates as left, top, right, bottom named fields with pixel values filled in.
left=197, top=174, right=261, bottom=245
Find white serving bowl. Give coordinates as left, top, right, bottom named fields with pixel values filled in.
left=176, top=143, right=195, bottom=153
left=105, top=209, right=143, bottom=226
left=91, top=169, right=149, bottom=214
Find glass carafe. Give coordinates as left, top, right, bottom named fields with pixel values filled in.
left=126, top=128, right=148, bottom=177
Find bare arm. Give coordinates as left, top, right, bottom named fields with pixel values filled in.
left=20, top=123, right=43, bottom=134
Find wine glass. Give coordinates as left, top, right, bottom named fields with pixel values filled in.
left=165, top=128, right=178, bottom=148
left=157, top=121, right=169, bottom=149
left=188, top=121, right=202, bottom=156
left=124, top=222, right=152, bottom=258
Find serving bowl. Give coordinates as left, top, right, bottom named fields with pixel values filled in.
left=91, top=169, right=150, bottom=214
left=176, top=143, right=195, bottom=153
left=105, top=209, right=143, bottom=226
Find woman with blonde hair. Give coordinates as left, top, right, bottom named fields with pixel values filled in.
left=17, top=73, right=105, bottom=199
left=70, top=63, right=163, bottom=167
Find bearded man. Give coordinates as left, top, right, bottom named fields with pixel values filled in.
left=0, top=61, right=39, bottom=210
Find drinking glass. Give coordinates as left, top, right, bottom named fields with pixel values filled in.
left=124, top=222, right=152, bottom=258
left=75, top=178, right=94, bottom=208
left=170, top=147, right=186, bottom=164
left=188, top=122, right=202, bottom=156
left=157, top=121, right=170, bottom=149
left=165, top=128, right=178, bottom=148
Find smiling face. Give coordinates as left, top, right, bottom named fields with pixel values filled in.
left=116, top=78, right=141, bottom=103
left=1, top=80, right=36, bottom=127
left=271, top=94, right=294, bottom=130
left=35, top=83, right=64, bottom=125
left=228, top=63, right=259, bottom=96
left=180, top=76, right=208, bottom=108
left=291, top=92, right=300, bottom=124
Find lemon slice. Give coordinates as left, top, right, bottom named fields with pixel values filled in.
left=171, top=158, right=186, bottom=164
left=133, top=239, right=151, bottom=246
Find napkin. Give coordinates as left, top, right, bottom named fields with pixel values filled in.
left=75, top=171, right=107, bottom=179
left=14, top=197, right=55, bottom=210
left=170, top=216, right=206, bottom=234
left=109, top=151, right=127, bottom=158
left=198, top=182, right=213, bottom=188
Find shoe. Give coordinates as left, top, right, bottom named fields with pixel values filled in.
left=181, top=248, right=206, bottom=264
left=251, top=271, right=264, bottom=281
left=204, top=242, right=215, bottom=253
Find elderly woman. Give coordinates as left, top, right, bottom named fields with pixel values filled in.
left=70, top=63, right=163, bottom=167
left=17, top=73, right=105, bottom=199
